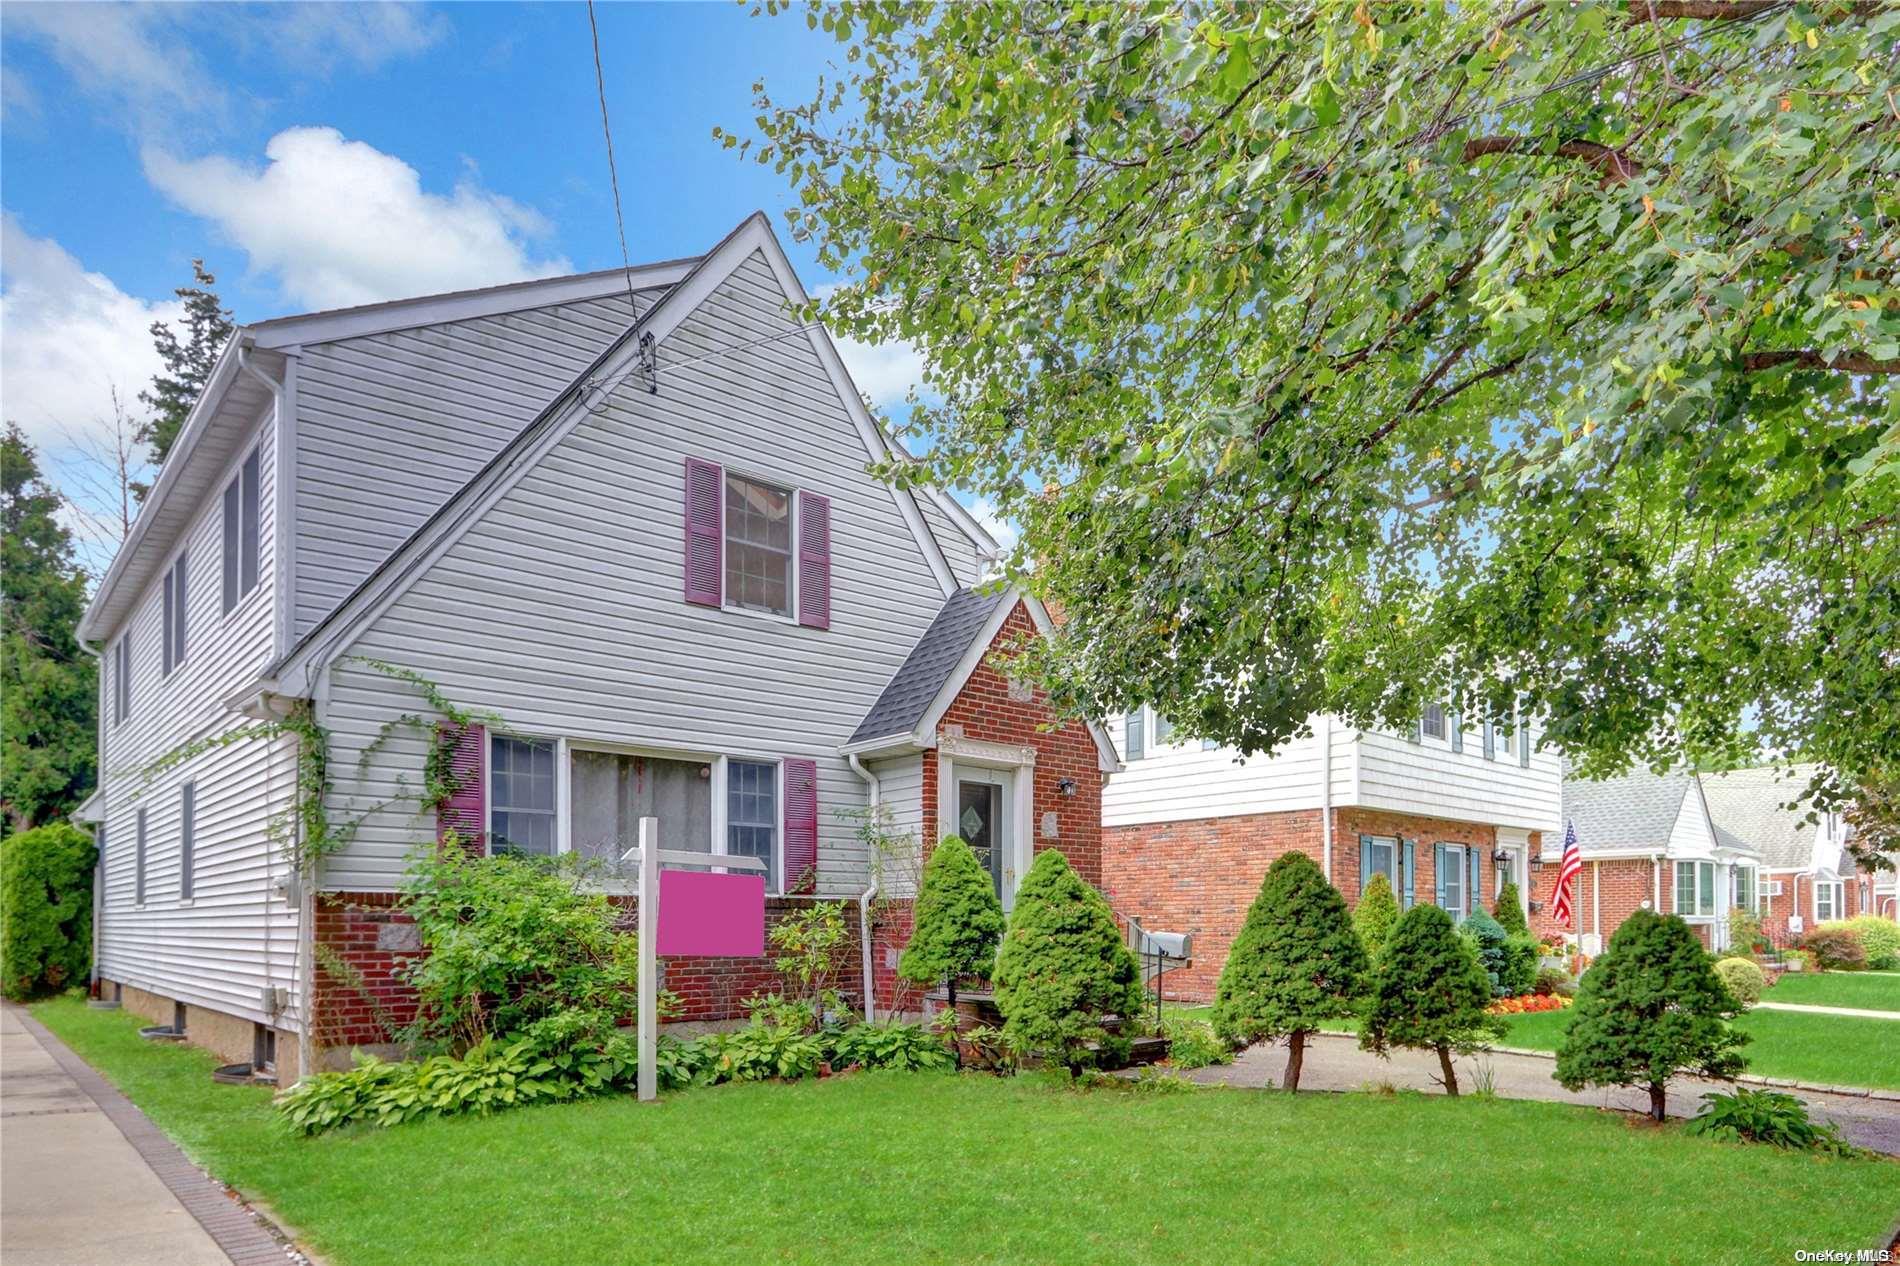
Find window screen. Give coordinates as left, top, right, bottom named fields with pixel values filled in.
left=724, top=473, right=793, bottom=616
left=490, top=735, right=557, bottom=856
left=727, top=760, right=779, bottom=880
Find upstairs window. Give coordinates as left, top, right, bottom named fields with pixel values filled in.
left=1150, top=712, right=1173, bottom=746
left=112, top=634, right=131, bottom=725
left=725, top=473, right=794, bottom=617
left=1422, top=703, right=1446, bottom=741
left=162, top=553, right=189, bottom=676
left=489, top=735, right=557, bottom=856
left=222, top=447, right=260, bottom=614
left=1122, top=710, right=1145, bottom=760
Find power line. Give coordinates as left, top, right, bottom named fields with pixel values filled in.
left=585, top=0, right=639, bottom=318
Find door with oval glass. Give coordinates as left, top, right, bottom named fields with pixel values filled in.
left=954, top=765, right=1013, bottom=903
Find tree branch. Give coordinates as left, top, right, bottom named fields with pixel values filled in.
left=1741, top=349, right=1900, bottom=374
left=1461, top=136, right=1641, bottom=184
left=1625, top=0, right=1881, bottom=21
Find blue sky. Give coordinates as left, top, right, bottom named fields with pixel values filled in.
left=1, top=2, right=954, bottom=564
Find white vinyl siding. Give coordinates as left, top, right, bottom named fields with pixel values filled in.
left=317, top=249, right=955, bottom=896
left=94, top=411, right=303, bottom=1034
left=292, top=294, right=650, bottom=640
left=1353, top=725, right=1562, bottom=834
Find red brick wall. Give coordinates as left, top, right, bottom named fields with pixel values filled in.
left=920, top=601, right=1106, bottom=888
left=313, top=891, right=911, bottom=1049
left=1102, top=807, right=1507, bottom=1002
left=1529, top=857, right=1661, bottom=949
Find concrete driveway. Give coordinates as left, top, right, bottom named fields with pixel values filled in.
left=1185, top=1030, right=1900, bottom=1157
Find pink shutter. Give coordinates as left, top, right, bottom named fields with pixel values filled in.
left=683, top=458, right=723, bottom=606
left=797, top=490, right=831, bottom=629
left=783, top=758, right=818, bottom=894
left=435, top=722, right=486, bottom=856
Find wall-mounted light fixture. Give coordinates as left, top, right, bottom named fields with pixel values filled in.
left=1056, top=778, right=1077, bottom=798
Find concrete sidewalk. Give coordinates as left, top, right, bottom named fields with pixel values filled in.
left=1755, top=1001, right=1900, bottom=1020
left=0, top=1004, right=289, bottom=1266
left=1185, top=1030, right=1900, bottom=1156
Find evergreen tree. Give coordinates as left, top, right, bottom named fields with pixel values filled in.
left=1556, top=909, right=1748, bottom=1121
left=1352, top=871, right=1400, bottom=961
left=1212, top=851, right=1368, bottom=1090
left=1361, top=904, right=1502, bottom=1096
left=1, top=426, right=96, bottom=834
left=137, top=259, right=234, bottom=478
left=992, top=849, right=1143, bottom=1071
left=898, top=834, right=1004, bottom=1067
left=1460, top=909, right=1512, bottom=997
left=1493, top=881, right=1530, bottom=937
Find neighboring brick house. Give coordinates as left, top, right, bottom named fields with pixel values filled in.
left=1700, top=764, right=1877, bottom=941
left=1551, top=767, right=1761, bottom=954
left=77, top=212, right=1117, bottom=1080
left=1101, top=705, right=1560, bottom=1001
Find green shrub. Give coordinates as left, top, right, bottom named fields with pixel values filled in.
left=1493, top=882, right=1530, bottom=937
left=1713, top=956, right=1766, bottom=1008
left=1685, top=1088, right=1857, bottom=1156
left=1352, top=872, right=1400, bottom=960
left=397, top=849, right=640, bottom=1052
left=1532, top=965, right=1574, bottom=997
left=1841, top=915, right=1900, bottom=970
left=1727, top=906, right=1764, bottom=955
left=0, top=822, right=95, bottom=1000
left=1212, top=851, right=1367, bottom=1090
left=1556, top=910, right=1748, bottom=1121
left=1161, top=1013, right=1232, bottom=1071
left=278, top=1029, right=638, bottom=1136
left=993, top=849, right=1144, bottom=1072
left=768, top=901, right=853, bottom=1023
left=1360, top=904, right=1502, bottom=1096
left=1798, top=923, right=1865, bottom=971
left=1459, top=910, right=1515, bottom=996
left=830, top=1020, right=955, bottom=1072
left=702, top=1020, right=826, bottom=1082
left=1501, top=934, right=1540, bottom=997
left=898, top=834, right=1004, bottom=1066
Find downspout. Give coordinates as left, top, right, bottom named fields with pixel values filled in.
left=846, top=752, right=880, bottom=1023
left=1651, top=853, right=1662, bottom=912
left=1319, top=714, right=1334, bottom=882
left=1591, top=860, right=1601, bottom=946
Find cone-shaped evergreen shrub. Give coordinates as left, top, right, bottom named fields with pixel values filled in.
left=1361, top=904, right=1501, bottom=1095
left=1213, top=851, right=1368, bottom=1090
left=992, top=849, right=1143, bottom=1071
left=1556, top=909, right=1748, bottom=1121
left=899, top=835, right=1004, bottom=1066
left=1460, top=909, right=1511, bottom=997
left=1, top=822, right=95, bottom=1001
left=1352, top=872, right=1400, bottom=961
left=1493, top=882, right=1530, bottom=937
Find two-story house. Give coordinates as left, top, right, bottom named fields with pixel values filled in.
left=1100, top=704, right=1562, bottom=999
left=76, top=213, right=1118, bottom=1082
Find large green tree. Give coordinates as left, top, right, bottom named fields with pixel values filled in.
left=1, top=426, right=96, bottom=834
left=746, top=0, right=1899, bottom=866
left=138, top=259, right=234, bottom=479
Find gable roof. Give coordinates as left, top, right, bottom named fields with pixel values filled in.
left=1562, top=765, right=1696, bottom=853
left=1701, top=764, right=1827, bottom=870
left=269, top=212, right=968, bottom=692
left=850, top=588, right=1008, bottom=744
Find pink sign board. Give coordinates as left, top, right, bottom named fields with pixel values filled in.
left=656, top=869, right=765, bottom=957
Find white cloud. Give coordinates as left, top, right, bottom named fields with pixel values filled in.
left=2, top=3, right=450, bottom=138
left=0, top=214, right=180, bottom=450
left=143, top=127, right=570, bottom=311
left=810, top=282, right=932, bottom=409
left=967, top=497, right=1020, bottom=552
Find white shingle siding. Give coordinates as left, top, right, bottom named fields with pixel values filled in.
left=292, top=294, right=652, bottom=640
left=95, top=408, right=302, bottom=1028
left=1354, top=727, right=1562, bottom=832
left=316, top=250, right=953, bottom=897
left=1103, top=714, right=1329, bottom=826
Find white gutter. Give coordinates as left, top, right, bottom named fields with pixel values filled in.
left=846, top=752, right=881, bottom=1023
left=1319, top=714, right=1333, bottom=882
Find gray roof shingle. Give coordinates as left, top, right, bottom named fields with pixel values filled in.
left=1701, top=764, right=1826, bottom=869
left=850, top=587, right=1007, bottom=744
left=1562, top=766, right=1696, bottom=853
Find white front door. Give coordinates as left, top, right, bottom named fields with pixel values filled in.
left=953, top=764, right=1013, bottom=907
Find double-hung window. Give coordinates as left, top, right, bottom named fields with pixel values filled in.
left=727, top=760, right=779, bottom=884
left=162, top=552, right=189, bottom=676
left=1815, top=880, right=1843, bottom=923
left=222, top=447, right=260, bottom=614
left=1150, top=712, right=1173, bottom=746
left=1422, top=703, right=1447, bottom=741
left=1675, top=860, right=1717, bottom=918
left=724, top=473, right=794, bottom=617
left=1441, top=844, right=1467, bottom=921
left=1732, top=865, right=1756, bottom=913
left=112, top=635, right=131, bottom=725
left=489, top=735, right=557, bottom=856
left=1360, top=836, right=1398, bottom=895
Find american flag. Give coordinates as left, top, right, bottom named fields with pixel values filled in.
left=1551, top=819, right=1583, bottom=930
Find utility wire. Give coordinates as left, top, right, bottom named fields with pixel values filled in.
left=586, top=0, right=639, bottom=319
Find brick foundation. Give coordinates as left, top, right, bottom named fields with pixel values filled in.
left=1102, top=807, right=1506, bottom=1001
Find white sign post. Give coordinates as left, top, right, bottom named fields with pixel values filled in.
left=621, top=817, right=766, bottom=1103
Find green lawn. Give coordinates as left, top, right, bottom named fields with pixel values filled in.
left=31, top=998, right=1898, bottom=1266
left=1764, top=972, right=1900, bottom=1013
left=1497, top=1009, right=1900, bottom=1091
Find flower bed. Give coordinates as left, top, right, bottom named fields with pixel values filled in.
left=1488, top=993, right=1572, bottom=1016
